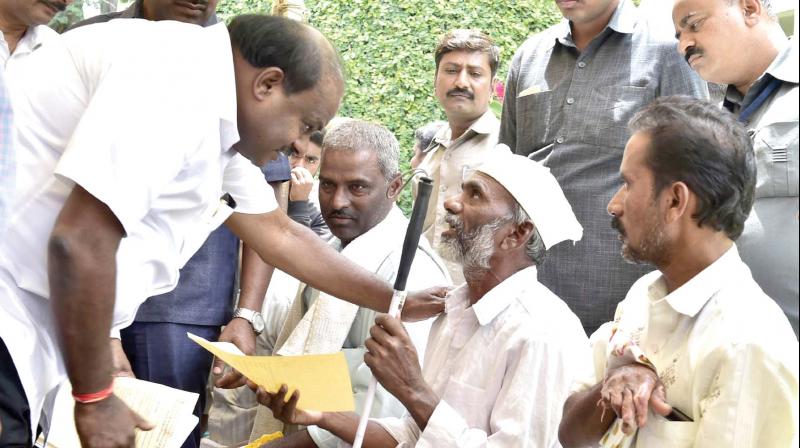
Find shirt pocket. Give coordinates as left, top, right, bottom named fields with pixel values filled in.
left=440, top=377, right=489, bottom=429
left=636, top=418, right=698, bottom=448
left=753, top=121, right=799, bottom=198
left=516, top=89, right=558, bottom=158
left=583, top=85, right=654, bottom=150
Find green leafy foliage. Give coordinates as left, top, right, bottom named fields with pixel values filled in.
left=301, top=0, right=562, bottom=212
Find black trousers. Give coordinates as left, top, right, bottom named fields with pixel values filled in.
left=0, top=336, right=32, bottom=448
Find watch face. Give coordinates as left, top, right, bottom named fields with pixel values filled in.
left=253, top=314, right=266, bottom=334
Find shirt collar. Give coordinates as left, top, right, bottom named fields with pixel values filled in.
left=653, top=245, right=745, bottom=317
left=444, top=266, right=538, bottom=326
left=766, top=38, right=798, bottom=85
left=724, top=39, right=798, bottom=109
left=430, top=109, right=498, bottom=150
left=553, top=0, right=637, bottom=48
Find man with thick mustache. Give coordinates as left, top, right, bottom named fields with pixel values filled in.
left=415, top=29, right=500, bottom=284
left=500, top=0, right=708, bottom=337
left=559, top=96, right=798, bottom=447
left=248, top=120, right=450, bottom=448
left=673, top=0, right=798, bottom=337
left=252, top=147, right=591, bottom=447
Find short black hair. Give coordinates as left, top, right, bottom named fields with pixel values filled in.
left=629, top=96, right=756, bottom=240
left=228, top=14, right=343, bottom=95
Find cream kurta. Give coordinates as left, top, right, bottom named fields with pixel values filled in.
left=377, top=266, right=590, bottom=447
left=580, top=245, right=799, bottom=447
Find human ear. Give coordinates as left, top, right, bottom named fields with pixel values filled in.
left=386, top=174, right=403, bottom=200
left=253, top=67, right=285, bottom=101
left=742, top=0, right=763, bottom=25
left=500, top=221, right=534, bottom=251
left=664, top=181, right=691, bottom=223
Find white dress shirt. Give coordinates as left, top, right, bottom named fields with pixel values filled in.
left=377, top=266, right=591, bottom=447
left=579, top=245, right=799, bottom=447
left=1, top=24, right=57, bottom=68
left=0, top=20, right=275, bottom=436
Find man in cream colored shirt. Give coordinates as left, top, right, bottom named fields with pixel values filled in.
left=416, top=29, right=501, bottom=283
left=559, top=97, right=798, bottom=447
left=243, top=120, right=450, bottom=448
left=251, top=147, right=591, bottom=447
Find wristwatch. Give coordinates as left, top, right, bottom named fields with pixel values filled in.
left=232, top=308, right=266, bottom=335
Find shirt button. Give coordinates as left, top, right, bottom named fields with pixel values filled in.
left=566, top=97, right=575, bottom=105
left=440, top=186, right=447, bottom=192
left=578, top=61, right=587, bottom=68
left=556, top=136, right=565, bottom=144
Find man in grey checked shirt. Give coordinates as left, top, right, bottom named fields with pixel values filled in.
left=500, top=0, right=708, bottom=334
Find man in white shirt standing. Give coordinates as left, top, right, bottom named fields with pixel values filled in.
left=0, top=15, right=444, bottom=448
left=252, top=147, right=591, bottom=447
left=415, top=29, right=501, bottom=284
left=559, top=96, right=798, bottom=447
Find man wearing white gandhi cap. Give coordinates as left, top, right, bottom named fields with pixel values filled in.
left=251, top=145, right=593, bottom=447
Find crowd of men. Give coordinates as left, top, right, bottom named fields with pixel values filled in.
left=0, top=0, right=797, bottom=447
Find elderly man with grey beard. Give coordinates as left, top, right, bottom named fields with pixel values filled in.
left=250, top=146, right=593, bottom=447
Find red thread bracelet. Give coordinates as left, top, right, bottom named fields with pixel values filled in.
left=72, top=380, right=114, bottom=404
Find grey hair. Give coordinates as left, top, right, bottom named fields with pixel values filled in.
left=727, top=0, right=776, bottom=18
left=510, top=203, right=547, bottom=266
left=321, top=120, right=400, bottom=181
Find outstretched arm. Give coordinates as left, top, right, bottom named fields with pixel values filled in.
left=226, top=210, right=446, bottom=321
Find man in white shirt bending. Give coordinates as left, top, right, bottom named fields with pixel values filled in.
left=252, top=146, right=591, bottom=447
left=0, top=15, right=444, bottom=448
left=559, top=96, right=799, bottom=448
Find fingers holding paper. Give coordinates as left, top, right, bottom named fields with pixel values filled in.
left=74, top=394, right=154, bottom=448
left=249, top=381, right=323, bottom=427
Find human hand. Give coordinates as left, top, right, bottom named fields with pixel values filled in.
left=601, top=364, right=672, bottom=434
left=213, top=318, right=257, bottom=389
left=74, top=394, right=154, bottom=448
left=289, top=167, right=314, bottom=202
left=248, top=381, right=323, bottom=427
left=400, top=286, right=449, bottom=322
left=364, top=315, right=425, bottom=401
left=109, top=338, right=134, bottom=378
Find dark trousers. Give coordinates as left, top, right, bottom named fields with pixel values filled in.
left=0, top=336, right=32, bottom=448
left=120, top=322, right=220, bottom=448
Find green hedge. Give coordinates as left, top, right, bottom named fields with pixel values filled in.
left=296, top=1, right=562, bottom=211
left=54, top=0, right=563, bottom=212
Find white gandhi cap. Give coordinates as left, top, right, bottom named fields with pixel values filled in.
left=475, top=145, right=583, bottom=249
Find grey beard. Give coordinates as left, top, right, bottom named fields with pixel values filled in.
left=440, top=217, right=507, bottom=279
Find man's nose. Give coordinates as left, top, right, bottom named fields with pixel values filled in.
left=607, top=186, right=623, bottom=217
left=331, top=187, right=350, bottom=210
left=454, top=70, right=470, bottom=89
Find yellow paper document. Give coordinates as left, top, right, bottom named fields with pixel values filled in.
left=188, top=332, right=355, bottom=412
